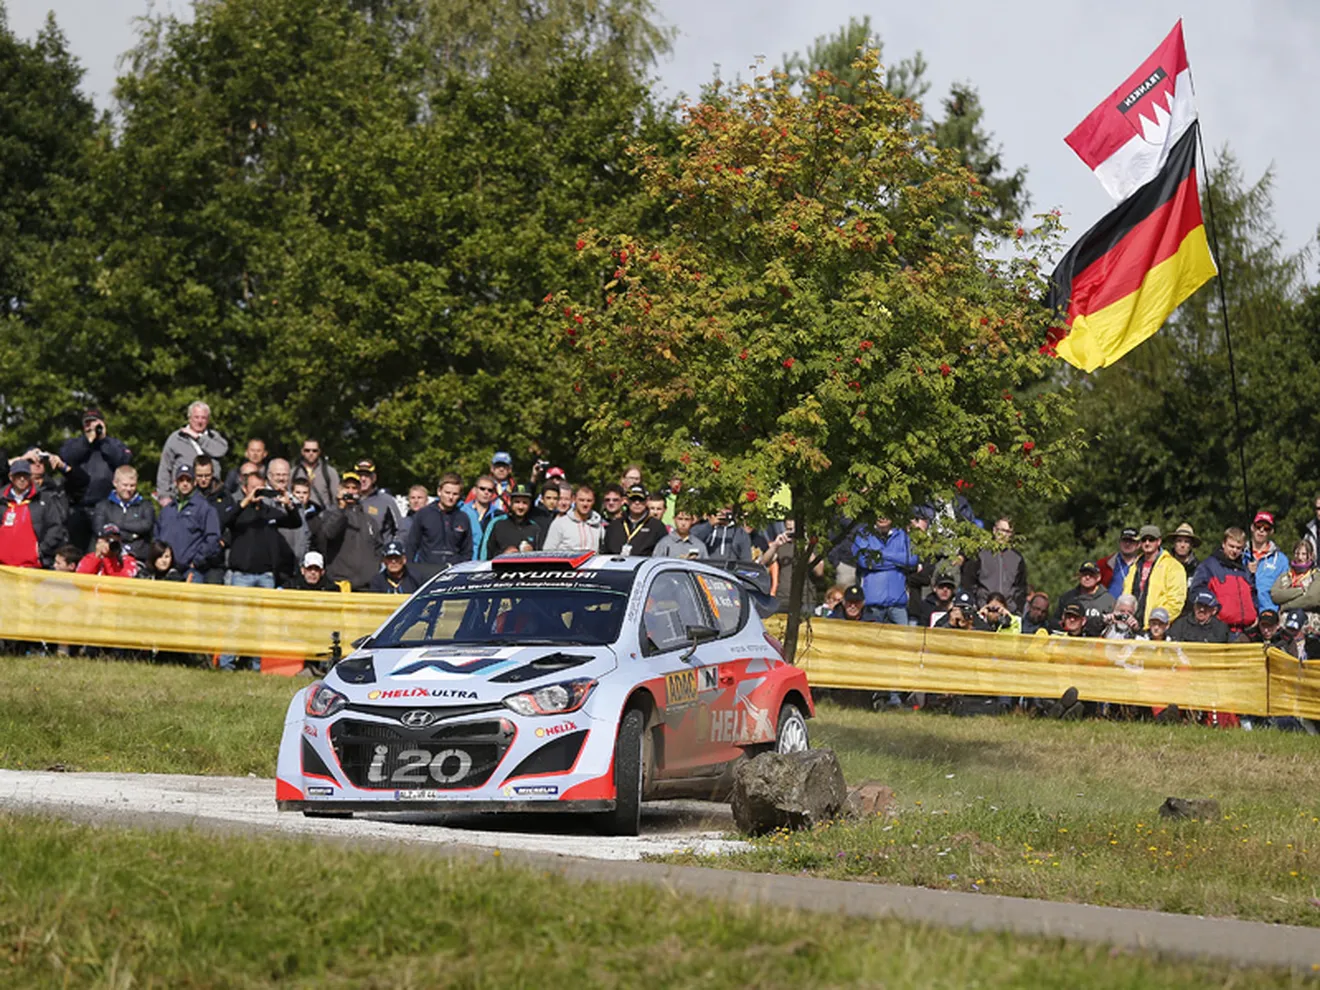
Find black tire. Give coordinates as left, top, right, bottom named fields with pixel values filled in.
left=302, top=811, right=353, bottom=819
left=598, top=707, right=646, bottom=836
left=775, top=702, right=810, bottom=753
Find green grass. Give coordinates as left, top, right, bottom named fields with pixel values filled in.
left=0, top=656, right=298, bottom=775
left=662, top=700, right=1320, bottom=927
left=0, top=814, right=1306, bottom=989
left=5, top=657, right=1320, bottom=928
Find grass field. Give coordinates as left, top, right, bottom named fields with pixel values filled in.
left=0, top=813, right=1307, bottom=989
left=4, top=656, right=1320, bottom=927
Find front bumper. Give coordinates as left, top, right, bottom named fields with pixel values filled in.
left=277, top=798, right=615, bottom=814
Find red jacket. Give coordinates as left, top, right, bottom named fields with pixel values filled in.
left=0, top=490, right=41, bottom=567
left=77, top=552, right=139, bottom=578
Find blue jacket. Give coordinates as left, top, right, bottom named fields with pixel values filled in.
left=1252, top=544, right=1289, bottom=612
left=155, top=494, right=221, bottom=571
left=461, top=502, right=505, bottom=560
left=851, top=526, right=917, bottom=607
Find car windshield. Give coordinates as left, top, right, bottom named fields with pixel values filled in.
left=371, top=568, right=634, bottom=648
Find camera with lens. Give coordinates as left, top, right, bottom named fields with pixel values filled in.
left=106, top=536, right=122, bottom=556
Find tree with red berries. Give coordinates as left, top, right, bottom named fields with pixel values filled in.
left=551, top=53, right=1074, bottom=659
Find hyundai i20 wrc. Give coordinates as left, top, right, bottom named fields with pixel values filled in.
left=276, top=551, right=814, bottom=834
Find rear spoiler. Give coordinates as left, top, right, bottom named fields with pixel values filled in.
left=718, top=560, right=778, bottom=618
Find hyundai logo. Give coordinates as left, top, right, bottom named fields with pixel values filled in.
left=399, top=710, right=436, bottom=728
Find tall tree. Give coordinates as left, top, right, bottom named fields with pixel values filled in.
left=783, top=15, right=1028, bottom=224
left=6, top=0, right=675, bottom=491
left=554, top=53, right=1074, bottom=658
left=0, top=6, right=96, bottom=430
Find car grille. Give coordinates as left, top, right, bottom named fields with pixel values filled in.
left=331, top=717, right=516, bottom=791
left=346, top=702, right=503, bottom=722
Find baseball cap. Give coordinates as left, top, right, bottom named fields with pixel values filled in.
left=1259, top=607, right=1280, bottom=622
left=545, top=466, right=565, bottom=480
left=354, top=458, right=376, bottom=474
left=1078, top=561, right=1100, bottom=575
left=1285, top=609, right=1306, bottom=631
left=1061, top=602, right=1085, bottom=618
left=302, top=551, right=325, bottom=569
left=99, top=523, right=121, bottom=537
left=934, top=572, right=957, bottom=588
left=340, top=470, right=361, bottom=485
left=491, top=451, right=513, bottom=466
left=843, top=585, right=865, bottom=603
left=8, top=459, right=31, bottom=475
left=953, top=590, right=975, bottom=609
left=1253, top=510, right=1275, bottom=528
left=1149, top=607, right=1171, bottom=624
left=1138, top=524, right=1161, bottom=539
left=510, top=482, right=535, bottom=500
left=382, top=540, right=406, bottom=557
left=81, top=407, right=103, bottom=424
left=1120, top=527, right=1139, bottom=541
left=626, top=484, right=648, bottom=500
left=175, top=462, right=194, bottom=479
left=1192, top=589, right=1218, bottom=609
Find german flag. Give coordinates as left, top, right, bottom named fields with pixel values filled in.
left=1046, top=122, right=1217, bottom=372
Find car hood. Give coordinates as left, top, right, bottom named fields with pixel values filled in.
left=328, top=643, right=619, bottom=705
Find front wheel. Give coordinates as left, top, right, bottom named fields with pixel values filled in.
left=597, top=707, right=646, bottom=836
left=775, top=702, right=810, bottom=753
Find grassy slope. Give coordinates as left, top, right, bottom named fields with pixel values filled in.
left=0, top=814, right=1303, bottom=989
left=4, top=657, right=1320, bottom=926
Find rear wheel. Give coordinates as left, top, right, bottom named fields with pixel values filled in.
left=597, top=707, right=646, bottom=836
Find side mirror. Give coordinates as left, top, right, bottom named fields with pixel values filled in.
left=351, top=634, right=372, bottom=649
left=680, top=624, right=719, bottom=663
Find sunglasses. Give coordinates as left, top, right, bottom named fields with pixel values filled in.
left=476, top=486, right=496, bottom=493
left=1253, top=523, right=1273, bottom=530
left=302, top=447, right=319, bottom=453
left=1140, top=536, right=1159, bottom=542
left=604, top=496, right=622, bottom=503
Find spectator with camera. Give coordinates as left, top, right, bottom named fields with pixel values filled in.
left=405, top=472, right=472, bottom=568
left=76, top=523, right=139, bottom=577
left=852, top=516, right=917, bottom=625
left=312, top=470, right=384, bottom=590
left=980, top=592, right=1021, bottom=634
left=226, top=469, right=301, bottom=590
left=156, top=401, right=229, bottom=503
left=694, top=504, right=751, bottom=562
left=1101, top=594, right=1144, bottom=640
left=59, top=408, right=132, bottom=548
left=0, top=458, right=67, bottom=568
left=90, top=465, right=155, bottom=561
left=935, top=589, right=992, bottom=630
left=369, top=540, right=420, bottom=594
left=155, top=463, right=221, bottom=581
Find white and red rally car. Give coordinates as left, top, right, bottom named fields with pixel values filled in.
left=275, top=551, right=813, bottom=834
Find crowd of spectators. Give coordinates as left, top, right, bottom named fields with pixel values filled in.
left=5, top=402, right=1318, bottom=676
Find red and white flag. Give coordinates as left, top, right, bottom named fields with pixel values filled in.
left=1065, top=21, right=1198, bottom=203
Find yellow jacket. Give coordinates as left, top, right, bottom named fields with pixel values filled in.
left=1122, top=550, right=1188, bottom=627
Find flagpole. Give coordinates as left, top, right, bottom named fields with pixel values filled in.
left=1193, top=124, right=1252, bottom=522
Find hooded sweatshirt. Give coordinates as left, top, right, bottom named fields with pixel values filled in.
left=543, top=510, right=604, bottom=553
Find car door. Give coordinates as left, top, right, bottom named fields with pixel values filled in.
left=639, top=569, right=723, bottom=774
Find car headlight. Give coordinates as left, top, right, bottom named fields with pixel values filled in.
left=502, top=678, right=596, bottom=717
left=305, top=681, right=348, bottom=718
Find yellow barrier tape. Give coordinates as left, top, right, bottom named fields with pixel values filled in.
left=774, top=616, right=1294, bottom=717
left=0, top=566, right=397, bottom=658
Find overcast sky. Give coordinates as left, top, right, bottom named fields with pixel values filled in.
left=8, top=0, right=1317, bottom=265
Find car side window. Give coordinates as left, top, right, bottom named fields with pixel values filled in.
left=642, top=571, right=708, bottom=655
left=695, top=574, right=744, bottom=637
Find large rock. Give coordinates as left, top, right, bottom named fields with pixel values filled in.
left=730, top=749, right=848, bottom=835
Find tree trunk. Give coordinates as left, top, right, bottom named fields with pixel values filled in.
left=782, top=488, right=808, bottom=664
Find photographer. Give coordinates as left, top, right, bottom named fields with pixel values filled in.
left=1101, top=594, right=1144, bottom=640
left=225, top=470, right=301, bottom=590
left=979, top=592, right=1021, bottom=634
left=59, top=408, right=132, bottom=549
left=76, top=523, right=139, bottom=578
left=935, top=590, right=993, bottom=631
left=312, top=470, right=384, bottom=590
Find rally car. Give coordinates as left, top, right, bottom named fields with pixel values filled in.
left=275, top=551, right=814, bottom=834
